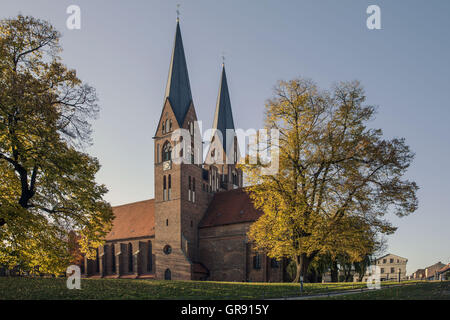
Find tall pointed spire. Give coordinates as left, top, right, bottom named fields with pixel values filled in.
left=212, top=64, right=235, bottom=152
left=164, top=20, right=193, bottom=126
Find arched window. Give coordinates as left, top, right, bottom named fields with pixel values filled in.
left=111, top=244, right=116, bottom=273
left=128, top=243, right=133, bottom=273
left=156, top=143, right=159, bottom=163
left=165, top=119, right=169, bottom=133
left=192, top=178, right=196, bottom=203
left=147, top=241, right=152, bottom=272
left=164, top=268, right=171, bottom=280
left=253, top=254, right=261, bottom=270
left=162, top=142, right=172, bottom=161
left=168, top=175, right=171, bottom=200
left=163, top=176, right=167, bottom=201
left=188, top=176, right=192, bottom=201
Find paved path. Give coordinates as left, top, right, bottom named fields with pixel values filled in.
left=268, top=283, right=406, bottom=300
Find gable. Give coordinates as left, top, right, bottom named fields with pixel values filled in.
left=376, top=253, right=408, bottom=262
left=155, top=99, right=180, bottom=137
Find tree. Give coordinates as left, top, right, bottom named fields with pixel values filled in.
left=242, top=78, right=418, bottom=283
left=0, top=15, right=113, bottom=274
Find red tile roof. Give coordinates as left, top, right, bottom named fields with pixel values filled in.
left=106, top=199, right=155, bottom=241
left=198, top=188, right=263, bottom=228
left=438, top=264, right=450, bottom=274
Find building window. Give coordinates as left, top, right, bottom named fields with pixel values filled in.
left=128, top=243, right=133, bottom=273
left=391, top=267, right=395, bottom=274
left=163, top=176, right=167, bottom=201
left=190, top=220, right=193, bottom=228
left=163, top=245, right=172, bottom=255
left=164, top=268, right=171, bottom=280
left=111, top=245, right=116, bottom=273
left=163, top=142, right=172, bottom=161
left=165, top=119, right=169, bottom=133
left=390, top=259, right=394, bottom=263
left=271, top=258, right=279, bottom=269
left=381, top=268, right=384, bottom=274
left=253, top=254, right=261, bottom=270
left=156, top=144, right=159, bottom=163
left=166, top=219, right=169, bottom=226
left=169, top=120, right=172, bottom=132
left=168, top=174, right=171, bottom=200
left=192, top=177, right=196, bottom=203
left=383, top=259, right=387, bottom=264
left=147, top=241, right=152, bottom=272
left=188, top=176, right=192, bottom=201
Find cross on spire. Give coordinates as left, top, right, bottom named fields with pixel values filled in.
left=221, top=52, right=225, bottom=66
left=176, top=4, right=180, bottom=22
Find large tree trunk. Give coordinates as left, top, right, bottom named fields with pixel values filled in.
left=292, top=253, right=310, bottom=283
left=331, top=260, right=338, bottom=282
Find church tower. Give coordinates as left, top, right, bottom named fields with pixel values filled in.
left=205, top=63, right=243, bottom=191
left=153, top=20, right=210, bottom=280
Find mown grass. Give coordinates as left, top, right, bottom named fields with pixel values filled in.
left=0, top=277, right=425, bottom=300
left=317, top=281, right=450, bottom=300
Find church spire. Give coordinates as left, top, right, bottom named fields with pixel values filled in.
left=212, top=63, right=235, bottom=153
left=164, top=20, right=193, bottom=126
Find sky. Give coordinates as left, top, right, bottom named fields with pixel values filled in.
left=1, top=0, right=449, bottom=275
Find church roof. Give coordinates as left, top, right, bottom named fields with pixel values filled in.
left=164, top=21, right=193, bottom=126
left=105, top=199, right=155, bottom=241
left=198, top=188, right=262, bottom=228
left=212, top=65, right=235, bottom=153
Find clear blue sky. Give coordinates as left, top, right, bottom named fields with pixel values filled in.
left=2, top=0, right=449, bottom=274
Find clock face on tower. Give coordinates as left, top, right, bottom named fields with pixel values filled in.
left=163, top=160, right=172, bottom=171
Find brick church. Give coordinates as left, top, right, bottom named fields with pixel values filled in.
left=82, top=20, right=285, bottom=282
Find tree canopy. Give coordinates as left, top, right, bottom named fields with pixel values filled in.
left=241, top=78, right=418, bottom=282
left=0, top=15, right=113, bottom=274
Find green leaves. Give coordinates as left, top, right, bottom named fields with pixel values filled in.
left=0, top=15, right=113, bottom=274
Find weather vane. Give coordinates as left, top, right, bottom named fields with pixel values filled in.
left=176, top=4, right=180, bottom=22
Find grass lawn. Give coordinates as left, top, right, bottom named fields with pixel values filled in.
left=317, top=281, right=450, bottom=300
left=0, top=277, right=426, bottom=300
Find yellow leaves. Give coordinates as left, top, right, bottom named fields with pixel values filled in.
left=242, top=76, right=415, bottom=267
